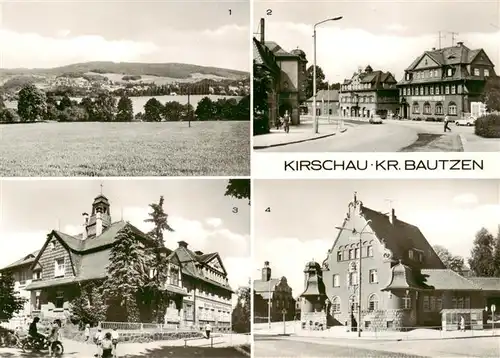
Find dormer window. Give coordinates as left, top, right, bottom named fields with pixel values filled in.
left=447, top=68, right=453, bottom=77
left=485, top=69, right=490, bottom=77
left=474, top=68, right=480, bottom=76
left=408, top=250, right=414, bottom=260
left=406, top=73, right=410, bottom=81
left=418, top=252, right=424, bottom=262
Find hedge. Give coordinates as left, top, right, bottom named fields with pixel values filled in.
left=475, top=114, right=500, bottom=138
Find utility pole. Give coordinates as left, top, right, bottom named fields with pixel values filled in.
left=448, top=32, right=459, bottom=46
left=438, top=31, right=445, bottom=49
left=187, top=86, right=191, bottom=128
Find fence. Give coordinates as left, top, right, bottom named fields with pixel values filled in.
left=99, top=321, right=180, bottom=332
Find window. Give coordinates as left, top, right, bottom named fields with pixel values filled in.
left=465, top=297, right=470, bottom=309
left=354, top=248, right=360, bottom=259
left=412, top=103, right=420, bottom=114
left=485, top=69, right=490, bottom=77
left=430, top=87, right=434, bottom=95
left=448, top=102, right=457, bottom=115
left=452, top=297, right=457, bottom=309
left=337, top=251, right=342, bottom=261
left=430, top=296, right=436, bottom=311
left=447, top=68, right=452, bottom=76
left=387, top=321, right=394, bottom=329
left=331, top=296, right=341, bottom=313
left=435, top=86, right=440, bottom=95
left=348, top=249, right=354, bottom=260
left=170, top=268, right=179, bottom=286
left=368, top=294, right=378, bottom=311
left=51, top=241, right=56, bottom=250
left=418, top=252, right=423, bottom=262
left=55, top=291, right=64, bottom=309
left=333, top=274, right=340, bottom=287
left=408, top=250, right=414, bottom=259
left=423, top=295, right=430, bottom=312
left=445, top=86, right=450, bottom=94
left=423, top=102, right=431, bottom=114
left=367, top=245, right=373, bottom=257
left=403, top=295, right=412, bottom=309
left=434, top=69, right=438, bottom=77
left=349, top=295, right=358, bottom=312
left=436, top=296, right=443, bottom=311
left=424, top=87, right=428, bottom=95
left=419, top=87, right=423, bottom=95
left=451, top=85, right=456, bottom=94
left=19, top=270, right=27, bottom=285
left=474, top=68, right=480, bottom=76
left=435, top=103, right=443, bottom=115
left=369, top=269, right=378, bottom=283
left=458, top=297, right=464, bottom=309
left=54, top=258, right=65, bottom=277
left=348, top=272, right=358, bottom=286
left=33, top=271, right=41, bottom=281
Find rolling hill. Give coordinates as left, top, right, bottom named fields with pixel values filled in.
left=0, top=61, right=249, bottom=80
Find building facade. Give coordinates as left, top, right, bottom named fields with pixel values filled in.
left=397, top=42, right=496, bottom=119
left=253, top=261, right=296, bottom=322
left=305, top=90, right=340, bottom=117
left=339, top=65, right=399, bottom=119
left=0, top=194, right=233, bottom=332
left=300, top=194, right=500, bottom=331
left=253, top=19, right=308, bottom=127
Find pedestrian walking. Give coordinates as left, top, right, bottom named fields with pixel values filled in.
left=275, top=117, right=281, bottom=130
left=460, top=316, right=465, bottom=332
left=84, top=324, right=90, bottom=342
left=204, top=322, right=212, bottom=339
left=94, top=327, right=103, bottom=358
left=444, top=115, right=451, bottom=132
left=111, top=328, right=119, bottom=357
left=101, top=332, right=113, bottom=358
left=283, top=110, right=290, bottom=133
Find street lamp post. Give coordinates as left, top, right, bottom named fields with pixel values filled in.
left=336, top=219, right=372, bottom=338
left=312, top=16, right=343, bottom=134
left=268, top=278, right=272, bottom=329
left=485, top=304, right=496, bottom=335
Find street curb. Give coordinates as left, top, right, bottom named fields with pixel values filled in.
left=233, top=345, right=251, bottom=357
left=253, top=128, right=348, bottom=150
left=458, top=134, right=467, bottom=152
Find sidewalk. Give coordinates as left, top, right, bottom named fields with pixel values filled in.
left=253, top=119, right=347, bottom=149
left=460, top=132, right=500, bottom=151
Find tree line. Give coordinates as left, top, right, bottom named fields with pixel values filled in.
left=0, top=84, right=250, bottom=123
left=434, top=227, right=500, bottom=277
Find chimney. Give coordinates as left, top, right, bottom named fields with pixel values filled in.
left=432, top=47, right=436, bottom=50
left=260, top=18, right=265, bottom=43
left=82, top=212, right=89, bottom=240
left=389, top=208, right=396, bottom=225
left=95, top=211, right=103, bottom=236
left=194, top=250, right=203, bottom=255
left=178, top=241, right=188, bottom=248
left=262, top=261, right=271, bottom=281
left=457, top=41, right=464, bottom=47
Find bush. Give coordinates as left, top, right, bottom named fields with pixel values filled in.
left=425, top=116, right=435, bottom=122
left=253, top=113, right=270, bottom=135
left=414, top=117, right=422, bottom=121
left=475, top=114, right=500, bottom=138
left=435, top=117, right=444, bottom=122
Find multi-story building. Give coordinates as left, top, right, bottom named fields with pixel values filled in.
left=397, top=42, right=496, bottom=119
left=0, top=193, right=233, bottom=331
left=253, top=261, right=296, bottom=322
left=339, top=65, right=399, bottom=119
left=253, top=18, right=308, bottom=127
left=299, top=194, right=500, bottom=331
left=305, top=89, right=339, bottom=117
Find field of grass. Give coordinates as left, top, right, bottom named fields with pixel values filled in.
left=0, top=121, right=250, bottom=176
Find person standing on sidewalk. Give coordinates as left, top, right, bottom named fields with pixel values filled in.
left=111, top=328, right=119, bottom=358
left=204, top=322, right=212, bottom=339
left=444, top=115, right=451, bottom=132
left=460, top=316, right=465, bottom=332
left=283, top=111, right=290, bottom=133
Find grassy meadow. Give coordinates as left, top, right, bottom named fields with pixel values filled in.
left=0, top=121, right=250, bottom=176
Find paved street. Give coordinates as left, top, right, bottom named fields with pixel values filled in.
left=254, top=334, right=500, bottom=358
left=256, top=118, right=493, bottom=152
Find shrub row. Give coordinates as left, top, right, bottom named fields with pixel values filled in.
left=475, top=114, right=500, bottom=138
left=412, top=116, right=444, bottom=122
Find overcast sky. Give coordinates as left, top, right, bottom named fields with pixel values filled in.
left=254, top=0, right=500, bottom=82
left=0, top=0, right=249, bottom=70
left=0, top=179, right=251, bottom=301
left=253, top=179, right=500, bottom=298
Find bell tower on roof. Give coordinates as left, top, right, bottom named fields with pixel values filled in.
left=85, top=191, right=111, bottom=238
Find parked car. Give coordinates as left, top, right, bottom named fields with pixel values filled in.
left=455, top=116, right=476, bottom=126
left=369, top=115, right=383, bottom=124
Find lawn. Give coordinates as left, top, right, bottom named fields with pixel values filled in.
left=0, top=121, right=250, bottom=176
left=122, top=346, right=248, bottom=357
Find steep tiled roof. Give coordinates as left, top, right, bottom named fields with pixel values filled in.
left=253, top=37, right=280, bottom=75
left=1, top=250, right=40, bottom=271
left=360, top=205, right=446, bottom=270
left=406, top=44, right=482, bottom=71
left=264, top=41, right=297, bottom=57
left=254, top=278, right=279, bottom=293
left=421, top=269, right=481, bottom=291
left=342, top=70, right=397, bottom=86
left=383, top=261, right=426, bottom=291
left=467, top=277, right=500, bottom=291
left=306, top=90, right=339, bottom=102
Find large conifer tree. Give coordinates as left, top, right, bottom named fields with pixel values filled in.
left=468, top=228, right=496, bottom=277
left=0, top=272, right=26, bottom=320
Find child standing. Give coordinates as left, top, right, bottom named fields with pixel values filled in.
left=94, top=328, right=103, bottom=358
left=111, top=328, right=119, bottom=357
left=84, top=324, right=90, bottom=342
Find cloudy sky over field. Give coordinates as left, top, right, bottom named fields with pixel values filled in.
left=253, top=179, right=500, bottom=299
left=0, top=0, right=249, bottom=71
left=0, top=179, right=251, bottom=303
left=255, top=0, right=500, bottom=82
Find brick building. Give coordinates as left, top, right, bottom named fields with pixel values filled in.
left=299, top=194, right=500, bottom=331
left=253, top=18, right=308, bottom=127
left=253, top=261, right=296, bottom=322
left=0, top=193, right=233, bottom=331
left=397, top=42, right=496, bottom=119
left=339, top=65, right=399, bottom=119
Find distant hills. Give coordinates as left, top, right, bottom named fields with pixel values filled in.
left=0, top=61, right=249, bottom=80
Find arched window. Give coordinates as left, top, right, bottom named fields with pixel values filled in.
left=435, top=102, right=443, bottom=115
left=412, top=102, right=420, bottom=114
left=349, top=295, right=358, bottom=312
left=368, top=294, right=379, bottom=311
left=423, top=102, right=431, bottom=114
left=448, top=102, right=457, bottom=115
left=331, top=296, right=341, bottom=314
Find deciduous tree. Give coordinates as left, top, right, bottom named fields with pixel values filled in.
left=305, top=65, right=328, bottom=100
left=468, top=228, right=496, bottom=277
left=493, top=227, right=500, bottom=277
left=225, top=179, right=250, bottom=201
left=195, top=97, right=215, bottom=121
left=17, top=84, right=47, bottom=122
left=231, top=286, right=250, bottom=333
left=70, top=283, right=108, bottom=328
left=116, top=95, right=134, bottom=122
left=0, top=272, right=26, bottom=320
left=93, top=92, right=116, bottom=122
left=433, top=245, right=465, bottom=274
left=143, top=98, right=164, bottom=122
left=482, top=75, right=500, bottom=113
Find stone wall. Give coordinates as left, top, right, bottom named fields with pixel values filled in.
left=361, top=309, right=406, bottom=331
left=301, top=311, right=327, bottom=330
